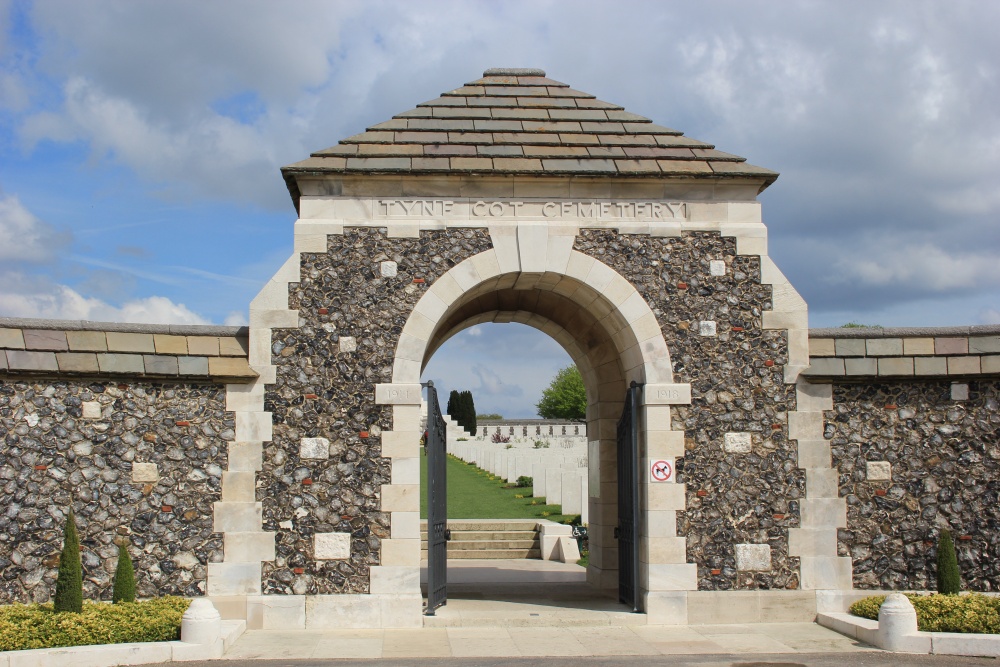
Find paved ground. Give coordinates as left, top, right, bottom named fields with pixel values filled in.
left=158, top=561, right=994, bottom=665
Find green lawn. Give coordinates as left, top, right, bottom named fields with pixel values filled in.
left=419, top=450, right=574, bottom=522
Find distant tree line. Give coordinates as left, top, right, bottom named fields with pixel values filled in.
left=447, top=390, right=477, bottom=435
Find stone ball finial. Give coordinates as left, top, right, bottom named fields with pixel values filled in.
left=483, top=68, right=546, bottom=77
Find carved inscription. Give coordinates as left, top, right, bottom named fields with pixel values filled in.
left=375, top=198, right=688, bottom=221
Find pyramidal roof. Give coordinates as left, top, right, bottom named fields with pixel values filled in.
left=283, top=68, right=777, bottom=193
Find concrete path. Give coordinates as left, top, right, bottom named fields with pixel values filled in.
left=220, top=622, right=874, bottom=660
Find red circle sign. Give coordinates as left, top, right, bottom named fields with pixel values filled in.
left=651, top=460, right=673, bottom=482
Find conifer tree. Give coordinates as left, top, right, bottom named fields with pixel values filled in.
left=447, top=390, right=459, bottom=420
left=936, top=529, right=961, bottom=595
left=54, top=508, right=83, bottom=613
left=464, top=390, right=477, bottom=436
left=112, top=540, right=136, bottom=603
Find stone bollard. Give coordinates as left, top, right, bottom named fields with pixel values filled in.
left=181, top=598, right=222, bottom=645
left=877, top=593, right=918, bottom=651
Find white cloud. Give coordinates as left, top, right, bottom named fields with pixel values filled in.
left=832, top=243, right=1000, bottom=293
left=223, top=310, right=248, bottom=326
left=0, top=272, right=208, bottom=324
left=0, top=194, right=67, bottom=262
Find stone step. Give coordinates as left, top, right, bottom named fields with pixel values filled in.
left=422, top=539, right=539, bottom=551
left=423, top=548, right=542, bottom=559
left=420, top=520, right=539, bottom=531
left=421, top=531, right=538, bottom=541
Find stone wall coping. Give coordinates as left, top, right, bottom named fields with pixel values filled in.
left=0, top=316, right=248, bottom=337
left=810, top=325, right=1000, bottom=338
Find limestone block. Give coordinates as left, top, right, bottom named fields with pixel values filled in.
left=188, top=336, right=220, bottom=356
left=208, top=562, right=262, bottom=596
left=947, top=356, right=981, bottom=375
left=56, top=352, right=100, bottom=373
left=762, top=307, right=807, bottom=331
left=390, top=511, right=419, bottom=539
left=225, top=382, right=265, bottom=412
left=641, top=536, right=687, bottom=564
left=379, top=260, right=397, bottom=277
left=788, top=527, right=838, bottom=557
left=300, top=437, right=330, bottom=459
left=951, top=382, right=969, bottom=400
left=7, top=350, right=59, bottom=372
left=221, top=471, right=256, bottom=501
left=643, top=383, right=691, bottom=405
left=315, top=532, right=351, bottom=560
left=724, top=432, right=752, bottom=453
left=97, top=353, right=144, bottom=374
left=82, top=401, right=102, bottom=419
left=709, top=259, right=726, bottom=276
left=805, top=357, right=846, bottom=376
left=179, top=356, right=210, bottom=375
left=809, top=338, right=836, bottom=357
left=866, top=461, right=892, bottom=481
left=643, top=562, right=698, bottom=591
left=788, top=411, right=823, bottom=440
left=64, top=330, right=107, bottom=352
left=381, top=430, right=419, bottom=458
left=800, top=497, right=847, bottom=530
left=698, top=320, right=717, bottom=337
left=213, top=502, right=263, bottom=533
left=799, top=555, right=853, bottom=590
left=915, top=356, right=948, bottom=375
left=796, top=380, right=833, bottom=412
left=209, top=357, right=256, bottom=378
left=866, top=338, right=903, bottom=356
left=0, top=328, right=26, bottom=348
left=235, top=412, right=272, bottom=441
left=224, top=532, right=275, bottom=562
left=935, top=337, right=968, bottom=355
left=106, top=332, right=155, bottom=353
left=834, top=338, right=866, bottom=356
left=381, top=484, right=419, bottom=512
left=982, top=355, right=1000, bottom=373
left=228, top=442, right=263, bottom=472
left=878, top=357, right=914, bottom=376
left=305, top=594, right=382, bottom=630
left=735, top=543, right=772, bottom=571
left=877, top=593, right=920, bottom=653
left=154, top=334, right=188, bottom=355
left=798, top=440, right=832, bottom=469
left=380, top=538, right=420, bottom=566
left=144, top=354, right=179, bottom=375
left=391, top=457, right=419, bottom=485
left=220, top=336, right=249, bottom=357
left=644, top=482, right=686, bottom=511
left=643, top=591, right=689, bottom=625
left=132, top=462, right=159, bottom=483
left=845, top=357, right=877, bottom=375
left=22, top=329, right=68, bottom=351
left=970, top=335, right=1000, bottom=354
left=903, top=337, right=935, bottom=355
left=805, top=468, right=839, bottom=497
left=517, top=222, right=548, bottom=272
left=248, top=595, right=305, bottom=631
left=375, top=383, right=423, bottom=405
left=370, top=565, right=421, bottom=595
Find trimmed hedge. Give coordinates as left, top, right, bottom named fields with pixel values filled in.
left=0, top=596, right=191, bottom=652
left=850, top=593, right=1000, bottom=634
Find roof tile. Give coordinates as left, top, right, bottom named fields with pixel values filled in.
left=345, top=157, right=411, bottom=171
left=494, top=158, right=544, bottom=171
left=424, top=144, right=477, bottom=156
left=477, top=145, right=524, bottom=156
left=282, top=69, right=775, bottom=187
left=451, top=157, right=494, bottom=170
left=541, top=158, right=617, bottom=173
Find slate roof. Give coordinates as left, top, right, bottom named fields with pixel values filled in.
left=283, top=68, right=777, bottom=189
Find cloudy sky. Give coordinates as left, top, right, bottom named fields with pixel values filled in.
left=1, top=1, right=997, bottom=416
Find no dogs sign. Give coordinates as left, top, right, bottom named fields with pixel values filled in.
left=650, top=459, right=674, bottom=482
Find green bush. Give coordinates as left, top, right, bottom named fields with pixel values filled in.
left=937, top=530, right=961, bottom=595
left=516, top=475, right=533, bottom=488
left=54, top=509, right=82, bottom=614
left=112, top=541, right=136, bottom=604
left=0, top=597, right=191, bottom=651
left=849, top=593, right=1000, bottom=634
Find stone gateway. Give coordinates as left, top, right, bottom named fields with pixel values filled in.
left=0, top=68, right=997, bottom=628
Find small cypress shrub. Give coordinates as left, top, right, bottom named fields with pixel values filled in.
left=936, top=529, right=961, bottom=595
left=112, top=540, right=136, bottom=603
left=54, top=508, right=83, bottom=613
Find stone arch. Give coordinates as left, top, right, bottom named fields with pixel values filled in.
left=376, top=226, right=695, bottom=616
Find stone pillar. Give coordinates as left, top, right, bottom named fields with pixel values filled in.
left=877, top=593, right=921, bottom=652
left=181, top=598, right=222, bottom=645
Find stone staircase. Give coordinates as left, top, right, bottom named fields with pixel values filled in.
left=420, top=519, right=541, bottom=559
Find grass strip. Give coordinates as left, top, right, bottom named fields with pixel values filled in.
left=420, top=450, right=573, bottom=522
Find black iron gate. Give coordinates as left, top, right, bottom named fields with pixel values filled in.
left=616, top=381, right=642, bottom=611
left=423, top=381, right=448, bottom=615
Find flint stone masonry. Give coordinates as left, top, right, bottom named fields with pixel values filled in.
left=0, top=379, right=231, bottom=603
left=828, top=380, right=1000, bottom=590
left=261, top=227, right=493, bottom=595
left=574, top=230, right=800, bottom=591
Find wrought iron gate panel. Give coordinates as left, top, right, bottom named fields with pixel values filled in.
left=423, top=381, right=448, bottom=615
left=616, top=381, right=642, bottom=611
